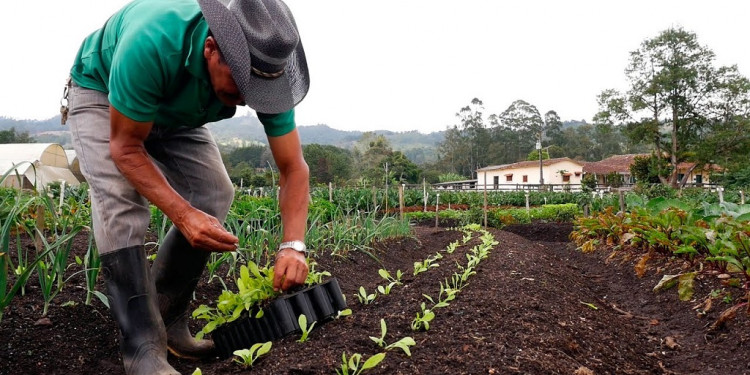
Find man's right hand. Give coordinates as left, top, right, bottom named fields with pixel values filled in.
left=174, top=207, right=239, bottom=252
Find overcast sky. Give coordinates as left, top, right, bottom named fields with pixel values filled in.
left=1, top=0, right=749, bottom=134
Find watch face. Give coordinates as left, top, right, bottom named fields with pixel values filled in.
left=292, top=241, right=306, bottom=251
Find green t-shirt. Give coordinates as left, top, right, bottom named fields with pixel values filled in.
left=69, top=0, right=295, bottom=136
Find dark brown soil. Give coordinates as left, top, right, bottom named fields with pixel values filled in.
left=2, top=223, right=749, bottom=375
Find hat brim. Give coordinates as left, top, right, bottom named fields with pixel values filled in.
left=198, top=0, right=310, bottom=114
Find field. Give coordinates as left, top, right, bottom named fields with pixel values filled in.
left=2, top=221, right=749, bottom=375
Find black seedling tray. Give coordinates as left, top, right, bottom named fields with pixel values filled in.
left=212, top=278, right=347, bottom=358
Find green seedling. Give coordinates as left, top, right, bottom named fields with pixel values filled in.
left=193, top=262, right=279, bottom=339
left=445, top=241, right=459, bottom=254
left=336, top=352, right=386, bottom=375
left=386, top=337, right=416, bottom=357
left=369, top=319, right=416, bottom=357
left=376, top=284, right=392, bottom=295
left=191, top=368, right=202, bottom=375
left=356, top=286, right=376, bottom=305
left=377, top=268, right=403, bottom=295
left=413, top=256, right=439, bottom=276
left=369, top=319, right=388, bottom=347
left=411, top=302, right=435, bottom=331
left=297, top=314, right=316, bottom=343
left=378, top=268, right=403, bottom=285
left=233, top=341, right=272, bottom=367
left=306, top=260, right=331, bottom=286
left=336, top=309, right=352, bottom=319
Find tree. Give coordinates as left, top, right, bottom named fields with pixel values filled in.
left=694, top=66, right=750, bottom=174
left=0, top=127, right=34, bottom=144
left=225, top=144, right=269, bottom=168
left=629, top=155, right=668, bottom=183
left=302, top=144, right=353, bottom=185
left=437, top=98, right=488, bottom=178
left=496, top=100, right=543, bottom=163
left=383, top=151, right=421, bottom=184
left=543, top=110, right=564, bottom=147
left=597, top=27, right=745, bottom=187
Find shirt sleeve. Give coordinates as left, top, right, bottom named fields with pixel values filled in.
left=108, top=26, right=177, bottom=122
left=257, top=109, right=297, bottom=137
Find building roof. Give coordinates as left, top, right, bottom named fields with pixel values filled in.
left=477, top=157, right=583, bottom=172
left=675, top=162, right=723, bottom=172
left=582, top=153, right=723, bottom=175
left=582, top=154, right=649, bottom=175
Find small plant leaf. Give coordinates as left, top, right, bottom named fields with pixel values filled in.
left=361, top=352, right=386, bottom=370
left=378, top=269, right=390, bottom=280
left=93, top=291, right=109, bottom=308
left=256, top=341, right=272, bottom=357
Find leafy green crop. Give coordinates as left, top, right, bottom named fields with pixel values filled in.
left=233, top=341, right=272, bottom=367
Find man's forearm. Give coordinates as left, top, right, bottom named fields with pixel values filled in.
left=278, top=167, right=309, bottom=242
left=112, top=145, right=191, bottom=221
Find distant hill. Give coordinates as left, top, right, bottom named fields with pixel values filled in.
left=0, top=113, right=445, bottom=164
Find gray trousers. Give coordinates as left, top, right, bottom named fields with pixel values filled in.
left=67, top=85, right=234, bottom=254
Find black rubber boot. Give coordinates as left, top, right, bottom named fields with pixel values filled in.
left=152, top=227, right=215, bottom=360
left=101, top=246, right=179, bottom=375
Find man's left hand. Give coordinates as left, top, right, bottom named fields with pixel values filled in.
left=272, top=249, right=308, bottom=292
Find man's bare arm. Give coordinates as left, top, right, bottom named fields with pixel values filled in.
left=109, top=106, right=238, bottom=251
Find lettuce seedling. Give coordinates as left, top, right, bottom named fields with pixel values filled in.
left=411, top=302, right=435, bottom=331
left=305, top=260, right=332, bottom=286
left=386, top=337, right=416, bottom=357
left=369, top=319, right=388, bottom=348
left=445, top=241, right=459, bottom=254
left=413, top=257, right=439, bottom=276
left=369, top=319, right=416, bottom=356
left=233, top=341, right=272, bottom=367
left=297, top=314, right=316, bottom=343
left=336, top=309, right=352, bottom=319
left=336, top=352, right=386, bottom=375
left=356, top=286, right=376, bottom=305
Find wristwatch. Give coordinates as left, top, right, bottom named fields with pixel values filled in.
left=279, top=240, right=307, bottom=254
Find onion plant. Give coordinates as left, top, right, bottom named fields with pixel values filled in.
left=0, top=190, right=47, bottom=322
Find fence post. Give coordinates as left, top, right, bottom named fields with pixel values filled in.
left=435, top=193, right=440, bottom=228
left=399, top=184, right=404, bottom=220
left=618, top=189, right=625, bottom=213
left=483, top=173, right=488, bottom=229
left=423, top=178, right=427, bottom=212
left=384, top=163, right=389, bottom=213
left=328, top=182, right=333, bottom=202
left=741, top=190, right=745, bottom=205
left=525, top=192, right=530, bottom=218
left=34, top=202, right=45, bottom=253
left=58, top=180, right=66, bottom=215
left=718, top=186, right=724, bottom=204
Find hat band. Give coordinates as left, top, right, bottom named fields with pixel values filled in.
left=251, top=66, right=285, bottom=79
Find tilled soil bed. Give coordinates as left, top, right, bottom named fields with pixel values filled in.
left=2, top=223, right=749, bottom=374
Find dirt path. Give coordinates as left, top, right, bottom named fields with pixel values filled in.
left=1, top=224, right=748, bottom=374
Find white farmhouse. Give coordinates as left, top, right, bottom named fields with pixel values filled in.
left=475, top=157, right=584, bottom=191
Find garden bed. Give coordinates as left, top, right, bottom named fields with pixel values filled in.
left=2, top=223, right=749, bottom=374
